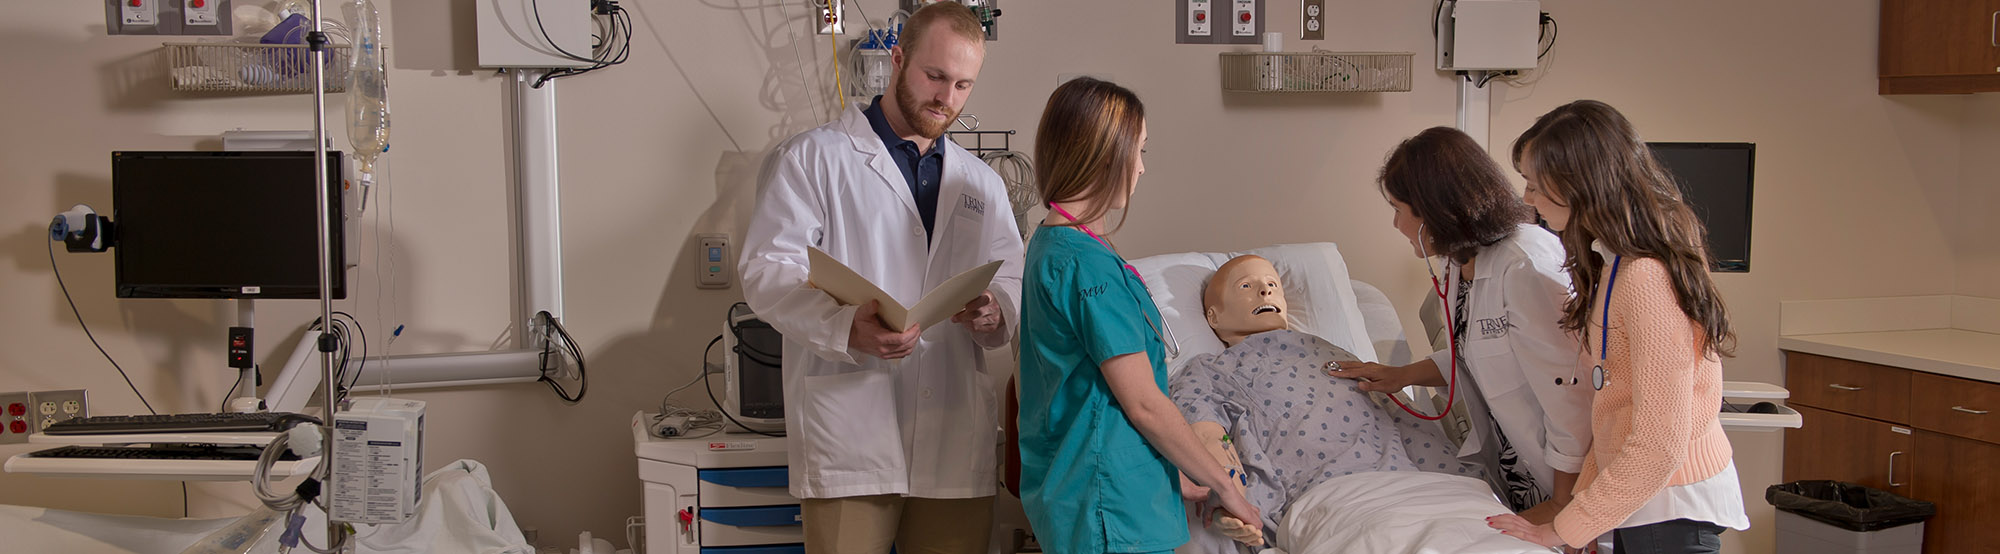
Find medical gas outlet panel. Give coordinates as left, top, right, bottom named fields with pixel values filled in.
left=634, top=412, right=801, bottom=554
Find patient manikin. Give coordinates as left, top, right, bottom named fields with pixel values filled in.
left=1171, top=256, right=1474, bottom=552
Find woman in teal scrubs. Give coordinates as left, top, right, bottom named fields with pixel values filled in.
left=1017, top=77, right=1261, bottom=553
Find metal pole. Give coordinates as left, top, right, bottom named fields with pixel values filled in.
left=514, top=69, right=563, bottom=349
left=307, top=0, right=342, bottom=546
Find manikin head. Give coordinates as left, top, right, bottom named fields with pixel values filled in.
left=1203, top=255, right=1289, bottom=347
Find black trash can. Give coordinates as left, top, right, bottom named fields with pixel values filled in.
left=1768, top=480, right=1934, bottom=554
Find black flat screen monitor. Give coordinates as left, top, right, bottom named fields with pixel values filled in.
left=1648, top=142, right=1754, bottom=273
left=112, top=151, right=346, bottom=299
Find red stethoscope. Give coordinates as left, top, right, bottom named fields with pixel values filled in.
left=1383, top=230, right=1461, bottom=421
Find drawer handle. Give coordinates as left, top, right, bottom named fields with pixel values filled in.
left=1992, top=10, right=1998, bottom=47
left=1888, top=451, right=1904, bottom=488
left=1953, top=406, right=1990, bottom=415
left=1827, top=383, right=1863, bottom=392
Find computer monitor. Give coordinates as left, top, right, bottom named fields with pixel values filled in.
left=112, top=151, right=347, bottom=299
left=1648, top=142, right=1755, bottom=273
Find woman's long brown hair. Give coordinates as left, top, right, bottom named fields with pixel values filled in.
left=1033, top=77, right=1146, bottom=236
left=1514, top=100, right=1735, bottom=357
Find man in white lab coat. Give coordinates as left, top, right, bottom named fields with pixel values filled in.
left=737, top=3, right=1023, bottom=554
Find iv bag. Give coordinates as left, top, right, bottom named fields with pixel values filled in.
left=343, top=0, right=389, bottom=175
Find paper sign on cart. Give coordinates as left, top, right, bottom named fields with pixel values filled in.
left=808, top=247, right=1002, bottom=331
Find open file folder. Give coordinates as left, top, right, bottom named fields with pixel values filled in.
left=807, top=247, right=1002, bottom=331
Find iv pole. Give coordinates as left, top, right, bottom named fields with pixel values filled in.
left=306, top=0, right=347, bottom=547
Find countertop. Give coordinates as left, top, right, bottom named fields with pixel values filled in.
left=1778, top=328, right=2000, bottom=384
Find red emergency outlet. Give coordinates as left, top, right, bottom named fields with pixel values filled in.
left=7, top=403, right=24, bottom=416
left=9, top=421, right=26, bottom=434
left=1239, top=11, right=1252, bottom=23
left=193, top=0, right=206, bottom=7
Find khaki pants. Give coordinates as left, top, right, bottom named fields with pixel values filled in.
left=801, top=495, right=994, bottom=554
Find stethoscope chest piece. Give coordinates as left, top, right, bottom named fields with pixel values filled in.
left=1592, top=365, right=1606, bottom=390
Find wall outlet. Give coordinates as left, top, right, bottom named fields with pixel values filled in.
left=1, top=391, right=30, bottom=445
left=183, top=0, right=221, bottom=27
left=696, top=233, right=732, bottom=289
left=31, top=390, right=89, bottom=434
left=817, top=0, right=845, bottom=35
left=1232, top=0, right=1258, bottom=37
left=1302, top=0, right=1324, bottom=40
left=1188, top=0, right=1212, bottom=37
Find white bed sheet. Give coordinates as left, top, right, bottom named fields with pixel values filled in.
left=0, top=459, right=532, bottom=554
left=1277, top=471, right=1551, bottom=554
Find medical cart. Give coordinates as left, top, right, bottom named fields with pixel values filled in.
left=632, top=411, right=801, bottom=554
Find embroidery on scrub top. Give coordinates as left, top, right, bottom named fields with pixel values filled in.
left=1047, top=203, right=1181, bottom=361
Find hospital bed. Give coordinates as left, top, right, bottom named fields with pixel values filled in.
left=1129, top=243, right=1554, bottom=554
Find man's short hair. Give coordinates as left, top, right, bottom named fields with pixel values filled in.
left=901, top=1, right=986, bottom=53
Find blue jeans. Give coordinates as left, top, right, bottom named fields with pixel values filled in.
left=1612, top=519, right=1724, bottom=554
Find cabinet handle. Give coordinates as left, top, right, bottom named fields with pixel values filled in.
left=1991, top=10, right=1998, bottom=47
left=1888, top=451, right=1904, bottom=488
left=1953, top=406, right=1990, bottom=415
left=1827, top=383, right=1863, bottom=391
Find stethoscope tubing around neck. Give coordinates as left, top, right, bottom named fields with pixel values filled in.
left=1048, top=202, right=1181, bottom=361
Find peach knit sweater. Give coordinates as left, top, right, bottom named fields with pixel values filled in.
left=1552, top=256, right=1733, bottom=547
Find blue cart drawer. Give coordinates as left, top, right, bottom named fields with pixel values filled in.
left=701, top=545, right=805, bottom=554
left=700, top=505, right=802, bottom=527
left=698, top=467, right=789, bottom=488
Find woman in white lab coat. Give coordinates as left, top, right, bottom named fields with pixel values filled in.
left=1328, top=127, right=1593, bottom=524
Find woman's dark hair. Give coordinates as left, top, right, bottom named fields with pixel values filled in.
left=1378, top=126, right=1535, bottom=264
left=1034, top=77, right=1146, bottom=236
left=1514, top=100, right=1736, bottom=357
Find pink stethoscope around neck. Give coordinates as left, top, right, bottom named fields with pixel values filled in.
left=1048, top=202, right=1181, bottom=361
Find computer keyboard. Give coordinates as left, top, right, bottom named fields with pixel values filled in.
left=41, top=412, right=320, bottom=436
left=25, top=444, right=300, bottom=461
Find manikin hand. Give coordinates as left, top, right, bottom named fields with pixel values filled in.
left=951, top=291, right=1003, bottom=335
left=849, top=300, right=920, bottom=359
left=1211, top=482, right=1265, bottom=547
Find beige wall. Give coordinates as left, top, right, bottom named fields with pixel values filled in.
left=0, top=0, right=1983, bottom=551
left=1957, top=95, right=2000, bottom=298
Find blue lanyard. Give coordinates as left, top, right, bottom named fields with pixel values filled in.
left=1599, top=255, right=1623, bottom=363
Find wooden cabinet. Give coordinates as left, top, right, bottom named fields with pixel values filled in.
left=1782, top=352, right=2000, bottom=553
left=1911, top=431, right=2000, bottom=554
left=1785, top=404, right=1913, bottom=492
left=1879, top=0, right=2000, bottom=94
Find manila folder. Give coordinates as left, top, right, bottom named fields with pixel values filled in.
left=807, top=247, right=1003, bottom=331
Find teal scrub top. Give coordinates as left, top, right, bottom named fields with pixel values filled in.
left=1018, top=225, right=1187, bottom=554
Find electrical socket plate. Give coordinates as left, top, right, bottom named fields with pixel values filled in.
left=818, top=0, right=845, bottom=35
left=104, top=0, right=232, bottom=36
left=31, top=390, right=89, bottom=434
left=696, top=233, right=732, bottom=289
left=1, top=391, right=30, bottom=445
left=1177, top=0, right=1259, bottom=44
left=1302, top=0, right=1324, bottom=40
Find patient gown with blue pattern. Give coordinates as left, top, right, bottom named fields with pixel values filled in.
left=1168, top=329, right=1478, bottom=546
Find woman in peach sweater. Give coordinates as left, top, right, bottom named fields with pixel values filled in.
left=1486, top=100, right=1748, bottom=553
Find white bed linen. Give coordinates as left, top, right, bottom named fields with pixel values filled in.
left=1277, top=471, right=1552, bottom=554
left=0, top=459, right=531, bottom=554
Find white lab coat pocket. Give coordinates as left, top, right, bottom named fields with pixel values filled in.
left=798, top=368, right=905, bottom=477
left=1461, top=338, right=1525, bottom=395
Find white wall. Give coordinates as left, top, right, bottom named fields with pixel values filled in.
left=0, top=1, right=1981, bottom=552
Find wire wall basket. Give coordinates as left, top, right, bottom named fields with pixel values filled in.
left=1219, top=51, right=1413, bottom=93
left=164, top=42, right=355, bottom=93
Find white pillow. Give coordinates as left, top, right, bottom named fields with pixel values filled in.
left=1127, top=243, right=1376, bottom=376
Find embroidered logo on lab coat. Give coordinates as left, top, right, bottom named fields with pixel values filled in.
left=960, top=193, right=986, bottom=216
left=1476, top=316, right=1512, bottom=339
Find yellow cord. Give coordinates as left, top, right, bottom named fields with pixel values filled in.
left=832, top=24, right=845, bottom=111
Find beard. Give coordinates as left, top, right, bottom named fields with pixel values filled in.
left=894, top=71, right=958, bottom=140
